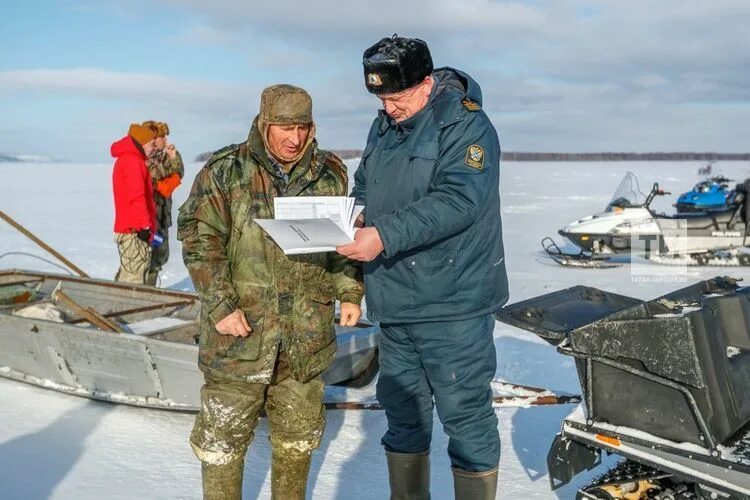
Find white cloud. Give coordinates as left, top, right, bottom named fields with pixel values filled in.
left=163, top=0, right=547, bottom=34
left=0, top=68, right=251, bottom=110
left=4, top=1, right=750, bottom=159
left=0, top=67, right=376, bottom=160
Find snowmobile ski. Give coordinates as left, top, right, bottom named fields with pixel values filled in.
left=541, top=237, right=622, bottom=269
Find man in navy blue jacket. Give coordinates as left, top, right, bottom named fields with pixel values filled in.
left=337, top=35, right=509, bottom=500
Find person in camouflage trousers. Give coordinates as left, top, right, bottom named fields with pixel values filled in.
left=142, top=120, right=184, bottom=286
left=177, top=84, right=363, bottom=500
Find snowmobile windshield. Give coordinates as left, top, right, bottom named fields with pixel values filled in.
left=606, top=172, right=647, bottom=210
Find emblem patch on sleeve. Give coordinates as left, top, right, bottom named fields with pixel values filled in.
left=465, top=144, right=485, bottom=170
left=462, top=98, right=481, bottom=111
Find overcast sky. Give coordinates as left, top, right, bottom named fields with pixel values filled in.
left=1, top=0, right=748, bottom=161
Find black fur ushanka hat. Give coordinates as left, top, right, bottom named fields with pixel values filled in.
left=362, top=35, right=433, bottom=95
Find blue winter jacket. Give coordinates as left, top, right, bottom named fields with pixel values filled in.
left=352, top=67, right=509, bottom=323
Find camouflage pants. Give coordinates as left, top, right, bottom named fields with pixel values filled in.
left=146, top=230, right=169, bottom=286
left=190, top=351, right=325, bottom=498
left=114, top=233, right=151, bottom=284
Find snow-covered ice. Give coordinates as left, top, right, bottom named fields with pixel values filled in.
left=2, top=159, right=750, bottom=498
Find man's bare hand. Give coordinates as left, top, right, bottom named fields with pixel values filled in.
left=166, top=143, right=177, bottom=159
left=215, top=309, right=252, bottom=337
left=339, top=302, right=362, bottom=327
left=336, top=227, right=384, bottom=262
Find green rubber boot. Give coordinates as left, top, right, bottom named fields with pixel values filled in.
left=271, top=448, right=313, bottom=500
left=201, top=459, right=244, bottom=500
left=452, top=466, right=498, bottom=500
left=386, top=449, right=431, bottom=500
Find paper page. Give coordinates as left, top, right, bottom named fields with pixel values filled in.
left=254, top=218, right=353, bottom=254
left=274, top=197, right=350, bottom=231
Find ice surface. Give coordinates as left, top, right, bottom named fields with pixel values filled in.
left=2, top=160, right=750, bottom=498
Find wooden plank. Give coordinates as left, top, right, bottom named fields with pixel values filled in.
left=53, top=289, right=123, bottom=333
left=87, top=307, right=124, bottom=333
left=67, top=299, right=195, bottom=324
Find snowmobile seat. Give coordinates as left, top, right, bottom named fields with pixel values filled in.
left=669, top=206, right=739, bottom=230
left=495, top=286, right=642, bottom=346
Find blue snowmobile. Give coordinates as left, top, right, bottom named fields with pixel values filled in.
left=675, top=176, right=736, bottom=213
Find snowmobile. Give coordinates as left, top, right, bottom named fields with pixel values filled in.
left=496, top=277, right=750, bottom=499
left=543, top=172, right=750, bottom=268
left=675, top=176, right=737, bottom=213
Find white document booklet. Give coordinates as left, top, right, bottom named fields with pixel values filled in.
left=254, top=196, right=365, bottom=254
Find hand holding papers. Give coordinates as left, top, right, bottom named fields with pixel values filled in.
left=254, top=197, right=365, bottom=254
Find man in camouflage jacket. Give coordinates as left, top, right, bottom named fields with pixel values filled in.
left=177, top=84, right=363, bottom=500
left=143, top=120, right=184, bottom=286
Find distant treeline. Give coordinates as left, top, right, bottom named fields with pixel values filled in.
left=195, top=151, right=750, bottom=162
left=501, top=152, right=750, bottom=161
left=194, top=152, right=214, bottom=162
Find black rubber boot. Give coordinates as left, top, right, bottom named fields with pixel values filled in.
left=452, top=466, right=498, bottom=500
left=386, top=449, right=431, bottom=500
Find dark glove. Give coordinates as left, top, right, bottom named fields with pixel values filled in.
left=136, top=228, right=151, bottom=243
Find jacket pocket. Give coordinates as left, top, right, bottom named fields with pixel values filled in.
left=306, top=281, right=336, bottom=332
left=286, top=282, right=337, bottom=381
left=405, top=246, right=458, bottom=308
left=199, top=309, right=265, bottom=362
left=293, top=282, right=336, bottom=354
left=232, top=285, right=269, bottom=360
left=409, top=140, right=439, bottom=195
left=409, top=140, right=439, bottom=161
left=200, top=285, right=268, bottom=362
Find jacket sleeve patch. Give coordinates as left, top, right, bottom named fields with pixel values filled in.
left=462, top=98, right=481, bottom=111
left=465, top=144, right=485, bottom=170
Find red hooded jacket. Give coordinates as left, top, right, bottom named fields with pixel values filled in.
left=111, top=136, right=157, bottom=235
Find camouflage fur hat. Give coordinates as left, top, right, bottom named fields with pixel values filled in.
left=258, top=84, right=313, bottom=126
left=257, top=84, right=316, bottom=164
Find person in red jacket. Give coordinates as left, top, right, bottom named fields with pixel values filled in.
left=111, top=123, right=158, bottom=284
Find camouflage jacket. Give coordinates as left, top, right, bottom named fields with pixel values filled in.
left=147, top=148, right=184, bottom=231
left=177, top=121, right=363, bottom=383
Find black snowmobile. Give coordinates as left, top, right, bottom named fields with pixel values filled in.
left=497, top=277, right=750, bottom=499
